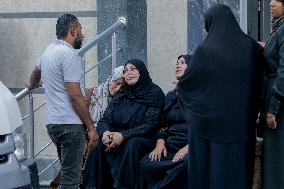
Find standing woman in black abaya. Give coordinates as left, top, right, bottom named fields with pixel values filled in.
left=178, top=4, right=263, bottom=189
left=96, top=59, right=165, bottom=189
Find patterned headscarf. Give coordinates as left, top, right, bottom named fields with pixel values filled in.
left=89, top=66, right=124, bottom=124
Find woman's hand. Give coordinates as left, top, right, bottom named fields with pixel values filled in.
left=266, top=112, right=277, bottom=129
left=102, top=131, right=113, bottom=146
left=149, top=139, right=167, bottom=161
left=172, top=144, right=189, bottom=162
left=105, top=132, right=125, bottom=151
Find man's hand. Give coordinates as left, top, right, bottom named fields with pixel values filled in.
left=25, top=80, right=42, bottom=90
left=27, top=66, right=41, bottom=90
left=87, top=127, right=99, bottom=150
left=172, top=144, right=189, bottom=162
left=266, top=112, right=277, bottom=129
left=149, top=139, right=167, bottom=161
left=85, top=88, right=94, bottom=107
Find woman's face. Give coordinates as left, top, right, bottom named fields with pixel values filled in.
left=176, top=57, right=188, bottom=80
left=123, top=63, right=140, bottom=85
left=108, top=78, right=125, bottom=96
left=270, top=0, right=283, bottom=18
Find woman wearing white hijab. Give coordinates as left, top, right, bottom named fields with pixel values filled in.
left=87, top=66, right=125, bottom=125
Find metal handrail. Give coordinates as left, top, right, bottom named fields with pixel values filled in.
left=34, top=141, right=52, bottom=157
left=111, top=32, right=117, bottom=70
left=22, top=102, right=46, bottom=120
left=28, top=93, right=34, bottom=158
left=38, top=158, right=60, bottom=176
left=15, top=88, right=29, bottom=101
left=78, top=17, right=126, bottom=56
left=85, top=48, right=121, bottom=74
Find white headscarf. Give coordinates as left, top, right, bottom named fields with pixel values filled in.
left=89, top=66, right=124, bottom=124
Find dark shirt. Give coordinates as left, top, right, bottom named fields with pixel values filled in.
left=157, top=91, right=188, bottom=151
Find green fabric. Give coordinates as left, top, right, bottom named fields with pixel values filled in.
left=263, top=22, right=284, bottom=189
left=264, top=23, right=284, bottom=115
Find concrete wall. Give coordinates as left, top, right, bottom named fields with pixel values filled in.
left=0, top=0, right=98, bottom=89
left=0, top=0, right=98, bottom=181
left=147, top=0, right=188, bottom=93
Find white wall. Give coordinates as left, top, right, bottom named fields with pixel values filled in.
left=147, top=0, right=188, bottom=93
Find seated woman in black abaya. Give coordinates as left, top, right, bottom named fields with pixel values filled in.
left=96, top=59, right=165, bottom=189
left=139, top=54, right=191, bottom=189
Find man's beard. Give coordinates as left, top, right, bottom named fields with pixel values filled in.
left=74, top=35, right=83, bottom=49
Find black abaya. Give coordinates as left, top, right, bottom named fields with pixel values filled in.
left=178, top=4, right=263, bottom=189
left=140, top=90, right=188, bottom=189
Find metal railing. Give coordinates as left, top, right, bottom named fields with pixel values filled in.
left=14, top=17, right=126, bottom=176
left=78, top=17, right=126, bottom=57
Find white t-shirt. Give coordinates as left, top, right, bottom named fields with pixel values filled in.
left=37, top=39, right=85, bottom=125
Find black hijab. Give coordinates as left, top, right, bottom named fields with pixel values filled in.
left=178, top=54, right=191, bottom=67
left=124, top=59, right=164, bottom=108
left=178, top=4, right=263, bottom=142
left=164, top=54, right=192, bottom=112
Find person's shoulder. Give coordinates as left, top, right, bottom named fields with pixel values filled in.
left=165, top=90, right=176, bottom=100
left=59, top=44, right=77, bottom=57
left=240, top=32, right=257, bottom=45
left=240, top=33, right=264, bottom=53
left=51, top=40, right=77, bottom=56
left=166, top=90, right=176, bottom=96
left=194, top=42, right=216, bottom=59
left=109, top=89, right=125, bottom=104
left=152, top=83, right=165, bottom=96
left=276, top=24, right=284, bottom=42
left=277, top=23, right=284, bottom=33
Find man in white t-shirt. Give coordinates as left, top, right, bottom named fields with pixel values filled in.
left=28, top=13, right=98, bottom=189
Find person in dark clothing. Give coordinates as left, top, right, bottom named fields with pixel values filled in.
left=139, top=54, right=191, bottom=189
left=96, top=59, right=165, bottom=189
left=178, top=4, right=264, bottom=189
left=81, top=66, right=125, bottom=189
left=261, top=1, right=284, bottom=188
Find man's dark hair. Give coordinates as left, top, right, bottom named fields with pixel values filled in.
left=56, top=13, right=78, bottom=39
